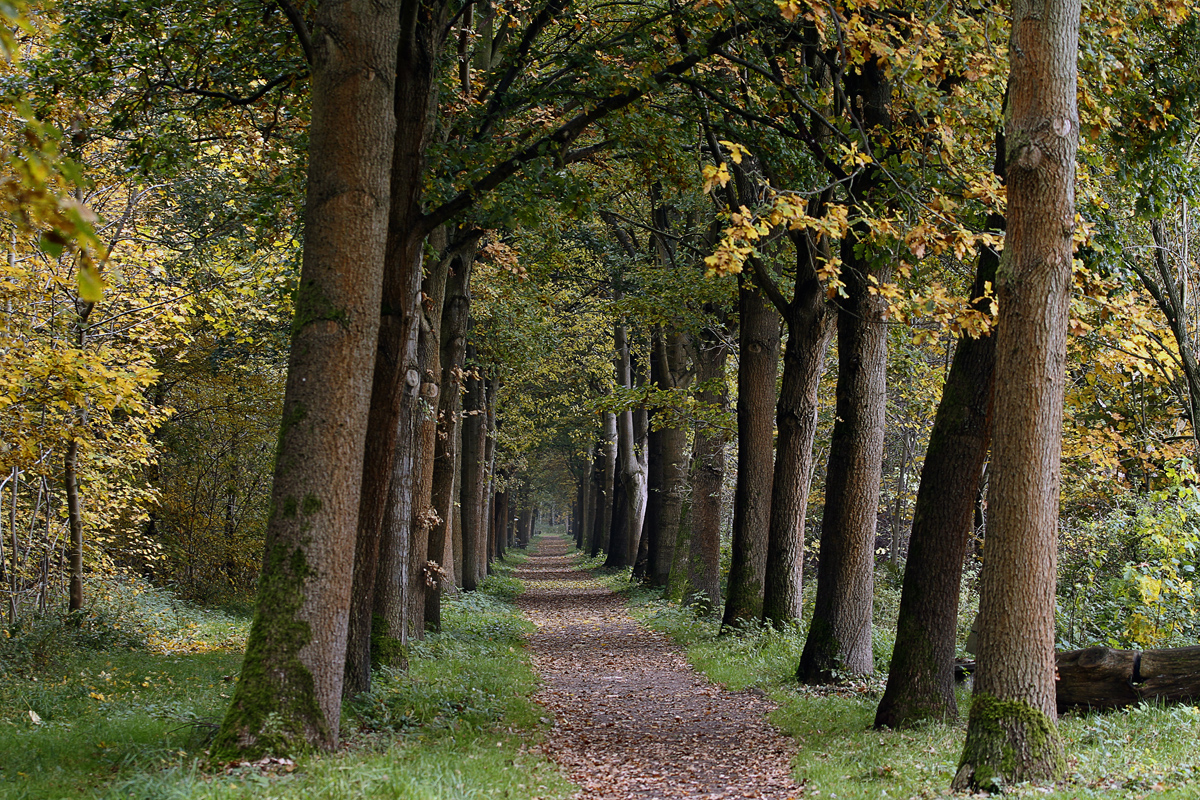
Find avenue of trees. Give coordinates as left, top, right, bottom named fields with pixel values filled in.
left=3, top=0, right=1200, bottom=791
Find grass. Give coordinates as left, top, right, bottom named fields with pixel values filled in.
left=631, top=590, right=1200, bottom=799
left=0, top=559, right=573, bottom=800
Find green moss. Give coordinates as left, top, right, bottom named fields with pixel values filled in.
left=370, top=613, right=408, bottom=669
left=302, top=493, right=322, bottom=515
left=281, top=496, right=299, bottom=519
left=212, top=542, right=326, bottom=757
left=291, top=279, right=348, bottom=336
left=954, top=692, right=1066, bottom=792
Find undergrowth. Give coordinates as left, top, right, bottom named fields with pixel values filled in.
left=629, top=583, right=1200, bottom=799
left=0, top=559, right=572, bottom=800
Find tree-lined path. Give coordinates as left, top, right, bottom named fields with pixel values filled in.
left=515, top=535, right=800, bottom=799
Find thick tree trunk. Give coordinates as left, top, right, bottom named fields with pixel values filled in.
left=372, top=410, right=416, bottom=668
left=425, top=251, right=473, bottom=629
left=954, top=0, right=1079, bottom=788
left=686, top=329, right=730, bottom=613
left=216, top=0, right=398, bottom=754
left=404, top=232, right=452, bottom=637
left=343, top=0, right=448, bottom=697
left=797, top=235, right=887, bottom=682
left=759, top=236, right=834, bottom=627
left=875, top=193, right=1004, bottom=727
left=648, top=329, right=691, bottom=586
left=798, top=59, right=891, bottom=683
left=461, top=342, right=487, bottom=590
left=722, top=274, right=780, bottom=628
left=493, top=488, right=508, bottom=561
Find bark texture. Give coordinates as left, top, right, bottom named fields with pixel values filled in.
left=685, top=330, right=730, bottom=613
left=954, top=0, right=1079, bottom=788
left=649, top=329, right=692, bottom=586
left=874, top=198, right=1003, bottom=727
left=425, top=250, right=473, bottom=630
left=797, top=59, right=890, bottom=683
left=344, top=0, right=448, bottom=695
left=797, top=239, right=887, bottom=679
left=216, top=0, right=398, bottom=754
left=461, top=341, right=488, bottom=590
left=758, top=232, right=833, bottom=627
left=722, top=275, right=779, bottom=628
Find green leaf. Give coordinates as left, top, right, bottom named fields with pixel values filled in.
left=78, top=264, right=105, bottom=302
left=38, top=232, right=63, bottom=257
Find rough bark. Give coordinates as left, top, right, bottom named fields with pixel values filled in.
left=65, top=440, right=84, bottom=612
left=961, top=645, right=1200, bottom=712
left=595, top=411, right=618, bottom=558
left=757, top=231, right=834, bottom=627
left=685, top=329, right=730, bottom=613
left=649, top=329, right=692, bottom=586
left=606, top=323, right=648, bottom=569
left=344, top=0, right=448, bottom=695
left=461, top=341, right=487, bottom=590
left=954, top=0, right=1079, bottom=788
left=216, top=0, right=398, bottom=754
left=875, top=170, right=1004, bottom=727
left=797, top=58, right=891, bottom=683
left=425, top=250, right=474, bottom=630
left=722, top=274, right=780, bottom=628
left=403, top=230, right=451, bottom=638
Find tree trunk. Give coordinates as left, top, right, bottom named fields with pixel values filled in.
left=425, top=249, right=474, bottom=629
left=686, top=329, right=730, bottom=613
left=577, top=443, right=594, bottom=554
left=722, top=274, right=780, bottom=628
left=606, top=323, right=647, bottom=570
left=372, top=408, right=416, bottom=669
left=797, top=59, right=892, bottom=683
left=954, top=0, right=1079, bottom=788
left=649, top=329, right=691, bottom=586
left=216, top=0, right=399, bottom=755
left=65, top=440, right=84, bottom=612
left=461, top=349, right=487, bottom=589
left=629, top=404, right=650, bottom=572
left=343, top=0, right=449, bottom=697
left=591, top=415, right=617, bottom=556
left=874, top=152, right=1004, bottom=728
left=759, top=234, right=834, bottom=627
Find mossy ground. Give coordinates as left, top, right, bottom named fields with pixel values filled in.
left=629, top=587, right=1200, bottom=799
left=0, top=558, right=572, bottom=800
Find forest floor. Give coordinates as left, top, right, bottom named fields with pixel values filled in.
left=515, top=534, right=801, bottom=799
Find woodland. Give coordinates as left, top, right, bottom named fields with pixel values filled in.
left=3, top=0, right=1200, bottom=796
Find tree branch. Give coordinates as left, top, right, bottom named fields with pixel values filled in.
left=274, top=0, right=314, bottom=64
left=419, top=22, right=743, bottom=236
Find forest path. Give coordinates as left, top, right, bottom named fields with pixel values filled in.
left=513, top=534, right=801, bottom=799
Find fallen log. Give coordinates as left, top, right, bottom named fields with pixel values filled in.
left=953, top=645, right=1200, bottom=713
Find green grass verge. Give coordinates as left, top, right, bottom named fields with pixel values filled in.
left=631, top=594, right=1200, bottom=799
left=0, top=562, right=572, bottom=800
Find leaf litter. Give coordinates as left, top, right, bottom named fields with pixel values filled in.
left=514, top=535, right=802, bottom=799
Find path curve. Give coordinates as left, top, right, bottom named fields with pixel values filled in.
left=514, top=535, right=801, bottom=799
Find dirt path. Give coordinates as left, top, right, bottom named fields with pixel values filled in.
left=513, top=534, right=801, bottom=799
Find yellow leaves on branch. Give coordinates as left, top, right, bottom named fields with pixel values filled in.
left=703, top=191, right=850, bottom=278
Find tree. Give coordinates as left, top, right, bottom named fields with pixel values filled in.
left=214, top=0, right=399, bottom=755
left=953, top=0, right=1080, bottom=788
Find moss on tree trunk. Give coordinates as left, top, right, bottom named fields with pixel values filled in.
left=952, top=694, right=1065, bottom=792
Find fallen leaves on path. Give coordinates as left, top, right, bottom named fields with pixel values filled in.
left=514, top=536, right=803, bottom=799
